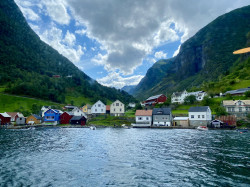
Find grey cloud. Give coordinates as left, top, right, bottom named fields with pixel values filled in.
left=68, top=0, right=250, bottom=74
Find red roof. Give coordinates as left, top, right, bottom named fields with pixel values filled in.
left=106, top=105, right=110, bottom=111
left=135, top=110, right=152, bottom=116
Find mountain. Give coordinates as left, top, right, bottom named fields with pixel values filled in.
left=121, top=85, right=136, bottom=95
left=0, top=0, right=136, bottom=105
left=133, top=5, right=250, bottom=100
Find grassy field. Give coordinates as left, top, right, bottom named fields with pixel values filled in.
left=125, top=109, right=136, bottom=117
left=0, top=93, right=61, bottom=113
left=65, top=96, right=92, bottom=106
left=88, top=115, right=134, bottom=126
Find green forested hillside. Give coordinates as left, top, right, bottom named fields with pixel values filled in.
left=133, top=5, right=250, bottom=100
left=0, top=0, right=136, bottom=105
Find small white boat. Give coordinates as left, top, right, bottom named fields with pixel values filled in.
left=122, top=124, right=130, bottom=129
left=197, top=126, right=208, bottom=131
left=89, top=126, right=96, bottom=130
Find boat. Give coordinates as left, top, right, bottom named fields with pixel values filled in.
left=122, top=124, right=130, bottom=129
left=197, top=126, right=208, bottom=131
left=236, top=128, right=248, bottom=133
left=89, top=126, right=96, bottom=130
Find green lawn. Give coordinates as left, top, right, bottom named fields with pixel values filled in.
left=125, top=109, right=135, bottom=117
left=0, top=93, right=61, bottom=113
left=88, top=115, right=134, bottom=126
left=65, top=96, right=92, bottom=106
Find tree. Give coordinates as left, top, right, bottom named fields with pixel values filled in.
left=201, top=96, right=214, bottom=106
left=245, top=91, right=250, bottom=98
left=184, top=95, right=196, bottom=105
left=214, top=106, right=227, bottom=116
left=135, top=103, right=142, bottom=110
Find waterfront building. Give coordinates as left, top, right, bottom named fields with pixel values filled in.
left=110, top=100, right=125, bottom=116
left=152, top=108, right=172, bottom=126
left=91, top=100, right=106, bottom=115
left=132, top=110, right=152, bottom=127
left=222, top=100, right=250, bottom=118
left=26, top=114, right=42, bottom=125
left=188, top=106, right=212, bottom=127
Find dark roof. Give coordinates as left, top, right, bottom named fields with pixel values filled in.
left=146, top=94, right=164, bottom=101
left=152, top=108, right=171, bottom=115
left=224, top=87, right=250, bottom=95
left=33, top=114, right=42, bottom=120
left=189, top=106, right=209, bottom=112
left=70, top=116, right=86, bottom=121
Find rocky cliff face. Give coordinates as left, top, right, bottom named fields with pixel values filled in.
left=133, top=5, right=250, bottom=99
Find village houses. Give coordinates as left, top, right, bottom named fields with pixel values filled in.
left=222, top=100, right=250, bottom=118
left=171, top=90, right=207, bottom=104
left=110, top=100, right=125, bottom=116
left=91, top=100, right=106, bottom=115
left=133, top=110, right=152, bottom=127
left=26, top=114, right=42, bottom=125
left=152, top=108, right=172, bottom=126
left=144, top=94, right=167, bottom=106
left=82, top=104, right=92, bottom=115
left=188, top=106, right=212, bottom=127
left=0, top=112, right=11, bottom=125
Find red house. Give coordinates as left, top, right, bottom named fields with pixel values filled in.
left=70, top=116, right=86, bottom=126
left=145, top=94, right=167, bottom=106
left=60, top=112, right=73, bottom=124
left=0, top=112, right=11, bottom=125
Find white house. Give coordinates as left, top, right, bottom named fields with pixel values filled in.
left=110, top=100, right=125, bottom=116
left=128, top=103, right=136, bottom=108
left=132, top=110, right=152, bottom=127
left=171, top=90, right=207, bottom=104
left=71, top=107, right=87, bottom=118
left=188, top=106, right=212, bottom=127
left=41, top=106, right=50, bottom=117
left=222, top=100, right=250, bottom=118
left=91, top=100, right=106, bottom=115
left=171, top=90, right=188, bottom=104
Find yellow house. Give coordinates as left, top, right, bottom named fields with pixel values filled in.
left=26, top=114, right=42, bottom=124
left=82, top=104, right=92, bottom=114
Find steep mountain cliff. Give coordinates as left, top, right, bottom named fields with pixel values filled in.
left=133, top=5, right=250, bottom=99
left=0, top=0, right=136, bottom=104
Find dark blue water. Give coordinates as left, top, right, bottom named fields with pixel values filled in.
left=0, top=128, right=249, bottom=186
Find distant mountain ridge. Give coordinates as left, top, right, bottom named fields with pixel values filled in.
left=133, top=5, right=250, bottom=100
left=0, top=0, right=136, bottom=104
left=121, top=85, right=136, bottom=95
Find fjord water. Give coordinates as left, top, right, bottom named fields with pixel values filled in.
left=0, top=128, right=249, bottom=187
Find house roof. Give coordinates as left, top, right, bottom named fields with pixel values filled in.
left=135, top=110, right=152, bottom=116
left=70, top=116, right=86, bottom=120
left=106, top=105, right=110, bottom=110
left=6, top=112, right=18, bottom=118
left=174, top=117, right=189, bottom=120
left=222, top=100, right=250, bottom=106
left=152, top=108, right=171, bottom=115
left=172, top=92, right=182, bottom=97
left=0, top=112, right=11, bottom=118
left=224, top=87, right=250, bottom=95
left=189, top=106, right=210, bottom=112
left=146, top=94, right=164, bottom=101
left=32, top=114, right=42, bottom=120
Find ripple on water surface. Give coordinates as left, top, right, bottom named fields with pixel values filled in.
left=0, top=128, right=249, bottom=186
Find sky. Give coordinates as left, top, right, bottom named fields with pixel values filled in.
left=15, top=0, right=250, bottom=89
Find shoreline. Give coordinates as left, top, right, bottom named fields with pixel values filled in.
left=0, top=124, right=241, bottom=130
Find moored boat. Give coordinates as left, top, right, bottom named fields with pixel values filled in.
left=197, top=126, right=208, bottom=131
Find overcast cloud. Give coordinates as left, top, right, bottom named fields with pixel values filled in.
left=15, top=0, right=250, bottom=88
left=67, top=0, right=250, bottom=75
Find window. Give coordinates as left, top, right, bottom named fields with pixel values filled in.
left=95, top=109, right=97, bottom=112
left=120, top=109, right=122, bottom=112
left=116, top=103, right=119, bottom=106
left=198, top=115, right=200, bottom=118
left=101, top=109, right=103, bottom=112
left=232, top=108, right=235, bottom=112
left=98, top=104, right=101, bottom=107
left=114, top=109, right=115, bottom=112
left=138, top=117, right=142, bottom=120
left=202, top=115, right=205, bottom=118
left=246, top=107, right=248, bottom=111
left=239, top=107, right=242, bottom=112
left=191, top=115, right=194, bottom=118
left=146, top=117, right=148, bottom=120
